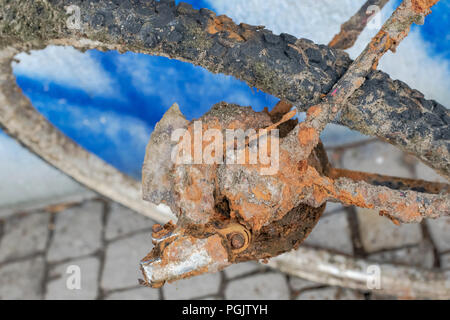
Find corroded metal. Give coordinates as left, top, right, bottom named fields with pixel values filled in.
left=140, top=101, right=449, bottom=287
left=297, top=0, right=442, bottom=164
left=0, top=0, right=448, bottom=293
left=329, top=0, right=391, bottom=50
left=329, top=168, right=449, bottom=195
left=1, top=0, right=448, bottom=177
left=140, top=102, right=329, bottom=287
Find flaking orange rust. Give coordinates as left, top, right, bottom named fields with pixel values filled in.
left=330, top=168, right=370, bottom=181
left=302, top=164, right=371, bottom=208
left=298, top=126, right=318, bottom=147
left=306, top=105, right=322, bottom=118
left=312, top=185, right=332, bottom=205
left=369, top=30, right=391, bottom=51
left=394, top=202, right=422, bottom=222
left=377, top=189, right=422, bottom=222
left=251, top=185, right=272, bottom=201
left=369, top=30, right=395, bottom=69
left=179, top=106, right=373, bottom=231
left=225, top=190, right=273, bottom=231
left=328, top=33, right=342, bottom=49
left=220, top=148, right=319, bottom=231
left=337, top=189, right=372, bottom=208
left=411, top=0, right=439, bottom=14
left=184, top=178, right=203, bottom=201
left=204, top=234, right=229, bottom=264
left=296, top=162, right=373, bottom=209
left=277, top=153, right=329, bottom=209
left=240, top=202, right=273, bottom=231
left=206, top=15, right=247, bottom=42
left=175, top=109, right=281, bottom=229
left=379, top=210, right=401, bottom=225
left=378, top=191, right=390, bottom=203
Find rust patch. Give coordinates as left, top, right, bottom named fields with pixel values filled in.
left=204, top=234, right=229, bottom=264
left=411, top=0, right=439, bottom=14
left=370, top=30, right=391, bottom=51
left=379, top=210, right=401, bottom=225
left=298, top=126, right=318, bottom=146
left=306, top=105, right=322, bottom=118
left=337, top=189, right=371, bottom=208
left=151, top=221, right=176, bottom=241
left=329, top=168, right=448, bottom=194
left=141, top=101, right=448, bottom=286
left=206, top=15, right=248, bottom=42
left=251, top=185, right=272, bottom=201
left=328, top=32, right=343, bottom=48
left=394, top=202, right=422, bottom=222
left=369, top=30, right=395, bottom=69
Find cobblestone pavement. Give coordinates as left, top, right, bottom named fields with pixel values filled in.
left=0, top=140, right=448, bottom=300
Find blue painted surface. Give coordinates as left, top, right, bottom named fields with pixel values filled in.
left=8, top=0, right=450, bottom=179
left=14, top=45, right=278, bottom=179
left=413, top=0, right=450, bottom=60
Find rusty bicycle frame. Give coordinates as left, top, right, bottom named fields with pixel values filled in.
left=0, top=0, right=448, bottom=299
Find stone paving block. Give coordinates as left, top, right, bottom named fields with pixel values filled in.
left=368, top=242, right=435, bottom=269
left=101, top=232, right=153, bottom=291
left=0, top=256, right=45, bottom=299
left=47, top=201, right=103, bottom=262
left=0, top=191, right=96, bottom=219
left=356, top=208, right=422, bottom=253
left=321, top=125, right=368, bottom=149
left=303, top=211, right=354, bottom=255
left=325, top=148, right=341, bottom=168
left=340, top=141, right=412, bottom=177
left=225, top=273, right=290, bottom=300
left=0, top=212, right=50, bottom=262
left=296, top=287, right=364, bottom=300
left=289, top=277, right=321, bottom=291
left=224, top=261, right=263, bottom=279
left=163, top=272, right=221, bottom=300
left=323, top=202, right=344, bottom=214
left=0, top=133, right=93, bottom=219
left=105, top=203, right=155, bottom=240
left=441, top=253, right=450, bottom=269
left=105, top=287, right=160, bottom=300
left=46, top=257, right=100, bottom=300
left=426, top=216, right=450, bottom=253
left=414, top=161, right=447, bottom=183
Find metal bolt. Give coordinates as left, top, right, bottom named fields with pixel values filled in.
left=230, top=233, right=245, bottom=249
